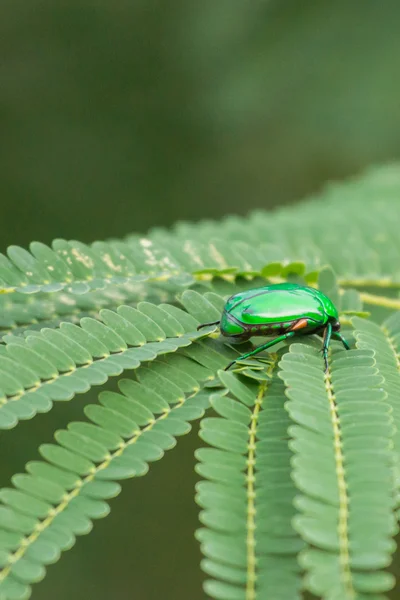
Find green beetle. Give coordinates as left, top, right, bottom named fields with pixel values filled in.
left=198, top=283, right=349, bottom=371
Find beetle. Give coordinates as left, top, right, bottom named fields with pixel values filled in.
left=197, top=282, right=349, bottom=371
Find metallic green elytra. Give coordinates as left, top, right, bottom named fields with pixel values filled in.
left=197, top=283, right=349, bottom=371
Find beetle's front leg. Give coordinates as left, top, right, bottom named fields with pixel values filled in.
left=321, top=322, right=332, bottom=372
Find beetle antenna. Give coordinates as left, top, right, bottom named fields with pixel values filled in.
left=197, top=321, right=220, bottom=331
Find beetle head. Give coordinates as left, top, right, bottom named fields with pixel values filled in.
left=332, top=319, right=341, bottom=332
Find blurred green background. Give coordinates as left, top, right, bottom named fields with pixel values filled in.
left=2, top=0, right=400, bottom=598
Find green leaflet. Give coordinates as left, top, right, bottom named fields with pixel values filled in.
left=0, top=238, right=191, bottom=295
left=353, top=313, right=400, bottom=507
left=0, top=284, right=173, bottom=341
left=196, top=359, right=303, bottom=600
left=0, top=301, right=208, bottom=430
left=0, top=353, right=213, bottom=599
left=280, top=344, right=396, bottom=599
left=149, top=165, right=400, bottom=287
left=0, top=166, right=399, bottom=297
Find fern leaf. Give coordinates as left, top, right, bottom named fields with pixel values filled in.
left=1, top=166, right=400, bottom=297
left=0, top=285, right=171, bottom=341
left=1, top=237, right=326, bottom=298
left=0, top=302, right=206, bottom=430
left=0, top=352, right=215, bottom=599
left=196, top=359, right=303, bottom=600
left=280, top=344, right=396, bottom=599
left=149, top=165, right=400, bottom=288
left=0, top=239, right=192, bottom=295
left=353, top=313, right=400, bottom=508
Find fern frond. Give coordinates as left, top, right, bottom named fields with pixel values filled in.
left=0, top=302, right=207, bottom=430
left=149, top=165, right=400, bottom=289
left=0, top=284, right=172, bottom=341
left=280, top=344, right=396, bottom=599
left=2, top=166, right=400, bottom=300
left=1, top=237, right=324, bottom=297
left=0, top=351, right=216, bottom=600
left=196, top=359, right=303, bottom=600
left=0, top=239, right=193, bottom=295
left=353, top=313, right=400, bottom=508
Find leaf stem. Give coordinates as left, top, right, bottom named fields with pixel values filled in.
left=339, top=278, right=400, bottom=289
left=245, top=357, right=277, bottom=600
left=325, top=363, right=355, bottom=599
left=358, top=292, right=400, bottom=310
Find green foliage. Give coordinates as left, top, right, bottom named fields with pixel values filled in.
left=197, top=362, right=303, bottom=600
left=281, top=345, right=396, bottom=598
left=1, top=164, right=400, bottom=599
left=0, top=302, right=208, bottom=430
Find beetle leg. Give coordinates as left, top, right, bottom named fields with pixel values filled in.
left=224, top=331, right=296, bottom=371
left=196, top=321, right=220, bottom=331
left=321, top=322, right=333, bottom=372
left=332, top=331, right=350, bottom=350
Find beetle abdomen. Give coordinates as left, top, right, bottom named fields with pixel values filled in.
left=248, top=321, right=295, bottom=336
left=220, top=314, right=314, bottom=338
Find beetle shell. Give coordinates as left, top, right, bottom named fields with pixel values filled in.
left=220, top=283, right=339, bottom=340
